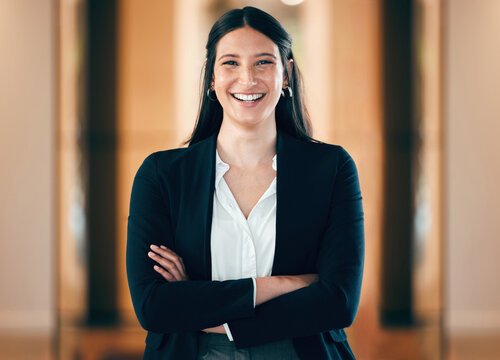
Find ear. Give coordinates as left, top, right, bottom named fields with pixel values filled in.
left=203, top=59, right=215, bottom=89
left=283, top=58, right=294, bottom=87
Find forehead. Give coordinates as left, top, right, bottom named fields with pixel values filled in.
left=216, top=26, right=279, bottom=57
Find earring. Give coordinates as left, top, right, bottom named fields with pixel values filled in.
left=207, top=88, right=217, bottom=101
left=281, top=86, right=293, bottom=98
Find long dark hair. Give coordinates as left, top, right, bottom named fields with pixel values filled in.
left=183, top=6, right=317, bottom=146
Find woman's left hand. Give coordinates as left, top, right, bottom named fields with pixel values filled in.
left=148, top=244, right=189, bottom=281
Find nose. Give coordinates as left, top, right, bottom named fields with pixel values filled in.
left=238, top=66, right=257, bottom=86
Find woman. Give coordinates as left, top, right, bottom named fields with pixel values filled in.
left=127, top=6, right=364, bottom=360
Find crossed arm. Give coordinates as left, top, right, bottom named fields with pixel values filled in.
left=147, top=244, right=318, bottom=334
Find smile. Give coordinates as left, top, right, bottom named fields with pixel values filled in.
left=231, top=93, right=265, bottom=102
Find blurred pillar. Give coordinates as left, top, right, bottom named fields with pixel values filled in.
left=302, top=0, right=335, bottom=141
left=413, top=0, right=443, bottom=337
left=381, top=0, right=415, bottom=326
left=380, top=0, right=444, bottom=358
left=58, top=0, right=88, bottom=325
left=0, top=0, right=56, bottom=336
left=380, top=0, right=444, bottom=332
left=445, top=0, right=500, bottom=345
left=86, top=0, right=119, bottom=324
left=173, top=0, right=207, bottom=144
left=116, top=0, right=177, bottom=323
left=302, top=1, right=384, bottom=358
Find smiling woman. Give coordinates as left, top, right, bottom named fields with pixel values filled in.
left=187, top=6, right=313, bottom=147
left=126, top=6, right=364, bottom=360
left=211, top=26, right=291, bottom=128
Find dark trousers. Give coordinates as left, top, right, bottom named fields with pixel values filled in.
left=197, top=333, right=301, bottom=359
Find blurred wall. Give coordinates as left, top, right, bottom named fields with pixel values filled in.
left=0, top=0, right=55, bottom=333
left=445, top=0, right=500, bottom=334
left=116, top=0, right=178, bottom=320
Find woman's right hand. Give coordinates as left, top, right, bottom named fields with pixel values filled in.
left=148, top=244, right=189, bottom=281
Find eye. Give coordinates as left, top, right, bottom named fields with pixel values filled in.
left=257, top=60, right=273, bottom=65
left=222, top=60, right=237, bottom=66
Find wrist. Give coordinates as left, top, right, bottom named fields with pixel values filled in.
left=255, top=276, right=288, bottom=305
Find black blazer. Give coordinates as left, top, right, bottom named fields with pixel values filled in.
left=126, top=129, right=364, bottom=359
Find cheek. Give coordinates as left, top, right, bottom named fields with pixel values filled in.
left=262, top=71, right=283, bottom=93
left=213, top=69, right=233, bottom=90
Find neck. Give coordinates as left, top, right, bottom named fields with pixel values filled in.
left=216, top=119, right=277, bottom=169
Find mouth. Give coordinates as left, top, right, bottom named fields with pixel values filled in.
left=231, top=93, right=266, bottom=103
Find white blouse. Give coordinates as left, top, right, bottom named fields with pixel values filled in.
left=210, top=149, right=277, bottom=341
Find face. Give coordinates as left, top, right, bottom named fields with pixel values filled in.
left=212, top=26, right=289, bottom=129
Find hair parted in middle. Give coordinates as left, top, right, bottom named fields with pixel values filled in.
left=184, top=6, right=318, bottom=146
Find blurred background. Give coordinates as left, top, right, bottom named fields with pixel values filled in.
left=1, top=0, right=499, bottom=359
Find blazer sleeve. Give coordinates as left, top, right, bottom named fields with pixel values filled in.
left=226, top=147, right=365, bottom=348
left=126, top=153, right=255, bottom=334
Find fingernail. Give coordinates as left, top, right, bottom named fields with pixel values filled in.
left=148, top=251, right=154, bottom=257
left=154, top=265, right=159, bottom=270
left=150, top=244, right=158, bottom=249
left=160, top=245, right=167, bottom=249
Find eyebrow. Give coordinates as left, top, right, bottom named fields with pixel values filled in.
left=217, top=53, right=277, bottom=61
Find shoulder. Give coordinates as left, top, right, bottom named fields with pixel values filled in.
left=283, top=132, right=355, bottom=170
left=141, top=134, right=213, bottom=167
left=309, top=140, right=361, bottom=184
left=136, top=135, right=213, bottom=177
left=135, top=146, right=192, bottom=181
left=144, top=147, right=189, bottom=168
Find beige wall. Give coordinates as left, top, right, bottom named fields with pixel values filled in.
left=445, top=0, right=500, bottom=334
left=0, top=0, right=55, bottom=333
left=116, top=0, right=177, bottom=319
left=301, top=2, right=383, bottom=358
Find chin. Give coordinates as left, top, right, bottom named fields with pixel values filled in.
left=239, top=116, right=275, bottom=129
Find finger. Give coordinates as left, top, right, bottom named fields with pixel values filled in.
left=150, top=244, right=188, bottom=280
left=151, top=245, right=182, bottom=266
left=180, top=260, right=187, bottom=276
left=162, top=245, right=187, bottom=275
left=153, top=265, right=174, bottom=281
left=148, top=251, right=184, bottom=280
left=155, top=245, right=184, bottom=270
left=151, top=245, right=187, bottom=279
left=164, top=245, right=186, bottom=267
left=148, top=251, right=183, bottom=281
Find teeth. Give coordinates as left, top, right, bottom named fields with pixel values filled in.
left=233, top=93, right=264, bottom=101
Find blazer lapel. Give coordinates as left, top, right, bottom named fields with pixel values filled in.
left=174, top=131, right=218, bottom=281
left=273, top=130, right=312, bottom=275
left=177, top=128, right=314, bottom=280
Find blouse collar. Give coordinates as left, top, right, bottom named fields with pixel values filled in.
left=215, top=149, right=277, bottom=188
